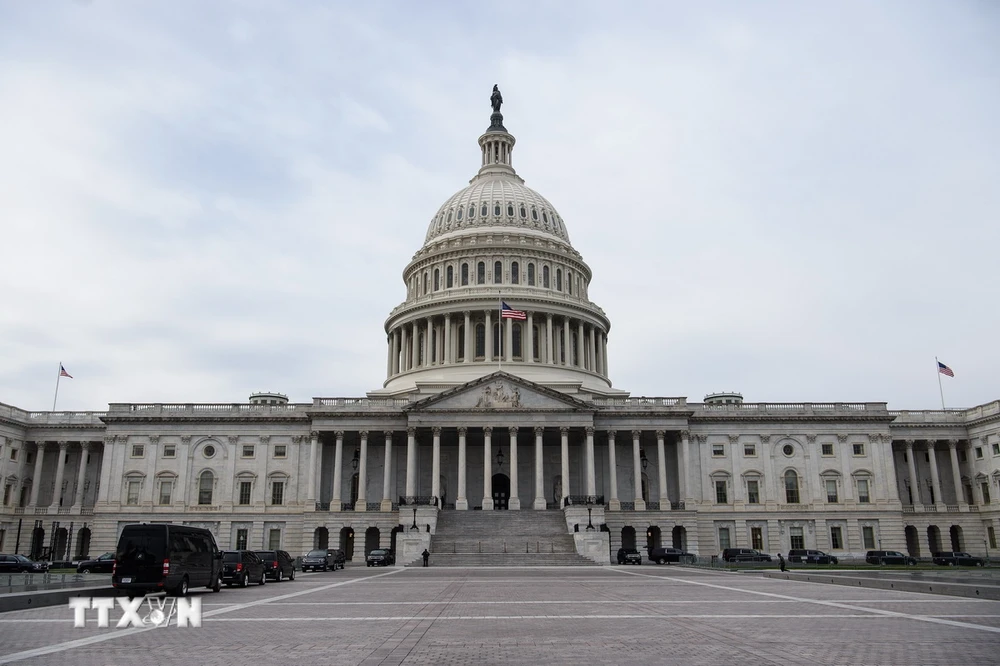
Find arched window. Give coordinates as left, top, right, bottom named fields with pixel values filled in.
left=475, top=324, right=485, bottom=358
left=494, top=261, right=502, bottom=284
left=567, top=271, right=572, bottom=294
left=461, top=263, right=469, bottom=286
left=446, top=210, right=452, bottom=223
left=532, top=325, right=540, bottom=360
left=482, top=203, right=488, bottom=217
left=446, top=266, right=453, bottom=288
left=507, top=203, right=514, bottom=217
left=477, top=262, right=485, bottom=284
left=531, top=208, right=538, bottom=221
left=494, top=202, right=501, bottom=216
left=512, top=323, right=522, bottom=358
left=457, top=324, right=465, bottom=360
left=543, top=266, right=550, bottom=288
left=469, top=205, right=475, bottom=219
left=456, top=207, right=463, bottom=221
left=198, top=471, right=214, bottom=505
left=511, top=261, right=519, bottom=284
left=433, top=268, right=440, bottom=291
left=519, top=204, right=526, bottom=218
left=543, top=211, right=549, bottom=225
left=784, top=470, right=800, bottom=504
left=527, top=263, right=535, bottom=286
left=556, top=268, right=563, bottom=291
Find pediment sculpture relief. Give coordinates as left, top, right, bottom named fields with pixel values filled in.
left=475, top=381, right=521, bottom=409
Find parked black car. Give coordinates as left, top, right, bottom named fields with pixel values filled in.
left=255, top=550, right=296, bottom=581
left=788, top=549, right=838, bottom=565
left=113, top=523, right=223, bottom=596
left=722, top=548, right=772, bottom=563
left=865, top=550, right=917, bottom=565
left=77, top=552, right=116, bottom=574
left=0, top=554, right=49, bottom=573
left=222, top=550, right=267, bottom=587
left=617, top=547, right=642, bottom=565
left=932, top=551, right=985, bottom=567
left=648, top=547, right=694, bottom=564
left=366, top=549, right=395, bottom=566
left=301, top=549, right=338, bottom=572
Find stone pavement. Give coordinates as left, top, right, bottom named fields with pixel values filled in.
left=0, top=565, right=999, bottom=665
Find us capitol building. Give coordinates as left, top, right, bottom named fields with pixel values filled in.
left=1, top=90, right=998, bottom=566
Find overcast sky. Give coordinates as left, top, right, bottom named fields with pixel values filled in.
left=1, top=1, right=997, bottom=412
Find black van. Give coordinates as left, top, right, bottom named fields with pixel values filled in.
left=113, top=524, right=223, bottom=596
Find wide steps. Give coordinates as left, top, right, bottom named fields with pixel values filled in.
left=411, top=553, right=594, bottom=567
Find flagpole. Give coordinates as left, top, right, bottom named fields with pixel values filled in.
left=935, top=357, right=946, bottom=410
left=497, top=292, right=502, bottom=372
left=52, top=362, right=62, bottom=411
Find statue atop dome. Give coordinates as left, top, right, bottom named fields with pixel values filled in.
left=490, top=85, right=503, bottom=113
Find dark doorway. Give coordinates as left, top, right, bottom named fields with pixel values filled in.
left=53, top=528, right=68, bottom=561
left=904, top=525, right=920, bottom=557
left=492, top=473, right=510, bottom=510
left=950, top=525, right=964, bottom=551
left=340, top=527, right=355, bottom=560
left=672, top=525, right=687, bottom=551
left=314, top=527, right=329, bottom=550
left=365, top=527, right=380, bottom=556
left=75, top=527, right=91, bottom=559
left=927, top=525, right=942, bottom=554
left=621, top=526, right=637, bottom=550
left=646, top=526, right=661, bottom=552
left=351, top=473, right=359, bottom=506
left=391, top=526, right=403, bottom=554
left=29, top=527, right=44, bottom=560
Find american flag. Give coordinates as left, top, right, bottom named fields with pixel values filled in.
left=59, top=364, right=73, bottom=379
left=500, top=301, right=526, bottom=320
left=937, top=361, right=954, bottom=378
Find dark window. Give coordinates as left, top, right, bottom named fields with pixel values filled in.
left=494, top=261, right=502, bottom=283
left=511, top=262, right=519, bottom=284
left=433, top=269, right=440, bottom=291
left=567, top=271, right=572, bottom=294
left=446, top=211, right=452, bottom=223
left=475, top=324, right=485, bottom=358
left=461, top=263, right=469, bottom=286
left=512, top=323, right=522, bottom=358
left=532, top=325, right=540, bottom=360
left=507, top=203, right=514, bottom=217
left=116, top=526, right=166, bottom=565
left=531, top=208, right=538, bottom=221
left=446, top=266, right=453, bottom=288
left=198, top=471, right=213, bottom=505
left=239, top=481, right=252, bottom=505
left=527, top=263, right=535, bottom=286
left=785, top=471, right=800, bottom=504
left=458, top=325, right=465, bottom=360
left=519, top=205, right=526, bottom=218
left=456, top=207, right=462, bottom=221
left=494, top=202, right=501, bottom=216
left=747, top=480, right=760, bottom=504
left=543, top=266, right=550, bottom=288
left=481, top=203, right=487, bottom=217
left=477, top=262, right=485, bottom=284
left=715, top=480, right=727, bottom=504
left=543, top=211, right=549, bottom=225
left=556, top=269, right=562, bottom=291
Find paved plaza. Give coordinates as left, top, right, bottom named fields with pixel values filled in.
left=0, top=566, right=999, bottom=665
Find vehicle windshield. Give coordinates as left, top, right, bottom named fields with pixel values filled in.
left=117, top=527, right=166, bottom=565
left=370, top=550, right=386, bottom=555
left=306, top=550, right=326, bottom=557
left=222, top=552, right=240, bottom=562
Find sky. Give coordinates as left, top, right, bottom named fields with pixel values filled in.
left=1, top=0, right=997, bottom=412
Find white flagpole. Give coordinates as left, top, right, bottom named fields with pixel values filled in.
left=497, top=292, right=502, bottom=372
left=935, top=357, right=946, bottom=410
left=52, top=362, right=62, bottom=411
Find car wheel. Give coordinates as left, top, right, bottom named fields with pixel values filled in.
left=657, top=558, right=665, bottom=565
left=175, top=577, right=189, bottom=597
left=277, top=570, right=283, bottom=582
left=212, top=574, right=222, bottom=593
left=289, top=569, right=295, bottom=581
left=259, top=571, right=266, bottom=585
left=82, top=568, right=91, bottom=574
left=240, top=573, right=249, bottom=588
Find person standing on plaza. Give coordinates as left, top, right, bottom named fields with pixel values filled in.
left=778, top=553, right=787, bottom=572
left=422, top=549, right=430, bottom=567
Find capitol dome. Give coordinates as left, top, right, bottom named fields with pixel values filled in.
left=372, top=88, right=624, bottom=398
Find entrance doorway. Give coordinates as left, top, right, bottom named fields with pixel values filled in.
left=492, top=473, right=510, bottom=510
left=340, top=527, right=355, bottom=560
left=365, top=527, right=380, bottom=557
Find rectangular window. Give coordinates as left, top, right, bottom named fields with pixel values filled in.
left=826, top=480, right=839, bottom=503
left=789, top=526, right=804, bottom=550
left=9, top=449, right=16, bottom=461
left=241, top=444, right=255, bottom=458
left=715, top=480, right=728, bottom=504
left=235, top=529, right=248, bottom=551
left=982, top=482, right=991, bottom=504
left=158, top=480, right=172, bottom=505
left=993, top=443, right=1000, bottom=456
left=989, top=526, right=997, bottom=550
left=964, top=484, right=973, bottom=505
left=744, top=443, right=756, bottom=457
left=273, top=444, right=287, bottom=458
left=976, top=447, right=984, bottom=459
left=822, top=443, right=834, bottom=456
left=857, top=479, right=870, bottom=503
left=830, top=526, right=843, bottom=550
left=239, top=481, right=252, bottom=505
left=902, top=450, right=908, bottom=462
left=718, top=527, right=731, bottom=551
left=3, top=484, right=11, bottom=506
left=126, top=480, right=140, bottom=505
left=162, top=444, right=176, bottom=458
left=131, top=444, right=144, bottom=458
left=751, top=527, right=763, bottom=550
left=862, top=526, right=876, bottom=550
left=747, top=480, right=760, bottom=504
left=26, top=452, right=33, bottom=464
left=924, top=452, right=930, bottom=463
left=712, top=444, right=725, bottom=457
left=268, top=528, right=281, bottom=550
left=853, top=443, right=865, bottom=456
left=271, top=481, right=284, bottom=506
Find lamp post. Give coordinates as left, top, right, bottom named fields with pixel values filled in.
left=586, top=496, right=595, bottom=531
left=351, top=448, right=360, bottom=472
left=640, top=448, right=649, bottom=471
left=411, top=506, right=418, bottom=530
left=495, top=447, right=504, bottom=471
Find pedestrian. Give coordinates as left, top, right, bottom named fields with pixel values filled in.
left=778, top=553, right=787, bottom=572
left=422, top=548, right=430, bottom=567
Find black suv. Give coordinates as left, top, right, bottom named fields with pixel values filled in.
left=302, top=549, right=338, bottom=572
left=788, top=549, right=838, bottom=565
left=222, top=550, right=267, bottom=587
left=0, top=554, right=49, bottom=573
left=77, top=552, right=115, bottom=574
left=255, top=549, right=296, bottom=581
left=648, top=547, right=694, bottom=564
left=722, top=548, right=772, bottom=563
left=366, top=549, right=395, bottom=566
left=932, top=551, right=985, bottom=567
left=617, top=547, right=642, bottom=565
left=865, top=550, right=917, bottom=565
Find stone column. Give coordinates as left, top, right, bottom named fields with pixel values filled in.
left=656, top=430, right=669, bottom=508
left=443, top=315, right=451, bottom=364
left=426, top=318, right=433, bottom=365
left=509, top=426, right=520, bottom=510
left=411, top=320, right=420, bottom=368
left=381, top=431, right=393, bottom=512
left=505, top=317, right=513, bottom=362
left=632, top=430, right=646, bottom=510
left=72, top=442, right=91, bottom=509
left=680, top=430, right=690, bottom=503
left=948, top=439, right=965, bottom=505
left=331, top=431, right=344, bottom=511
left=577, top=321, right=585, bottom=368
left=96, top=437, right=115, bottom=505
left=431, top=427, right=441, bottom=505
left=905, top=439, right=921, bottom=506
left=307, top=432, right=319, bottom=505
left=485, top=310, right=493, bottom=362
left=400, top=326, right=409, bottom=371
left=457, top=427, right=468, bottom=510
left=50, top=441, right=69, bottom=509
left=355, top=431, right=368, bottom=511
left=562, top=317, right=571, bottom=365
left=560, top=427, right=570, bottom=507
left=607, top=431, right=620, bottom=510
left=28, top=442, right=46, bottom=507
left=602, top=333, right=609, bottom=377
left=546, top=314, right=554, bottom=364
left=927, top=440, right=942, bottom=506
left=394, top=329, right=402, bottom=374
left=526, top=312, right=535, bottom=363
left=483, top=427, right=494, bottom=510
left=405, top=428, right=417, bottom=499
left=533, top=427, right=546, bottom=510
left=585, top=427, right=596, bottom=497
left=589, top=327, right=597, bottom=372
left=463, top=311, right=471, bottom=363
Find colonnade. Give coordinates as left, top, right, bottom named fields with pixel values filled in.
left=12, top=440, right=97, bottom=513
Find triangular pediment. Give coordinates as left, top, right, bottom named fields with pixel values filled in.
left=405, top=372, right=593, bottom=412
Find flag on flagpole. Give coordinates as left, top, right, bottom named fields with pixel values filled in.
left=500, top=301, right=527, bottom=320
left=937, top=361, right=954, bottom=378
left=59, top=364, right=73, bottom=379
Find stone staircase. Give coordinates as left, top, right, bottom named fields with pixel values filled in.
left=417, top=510, right=596, bottom=566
